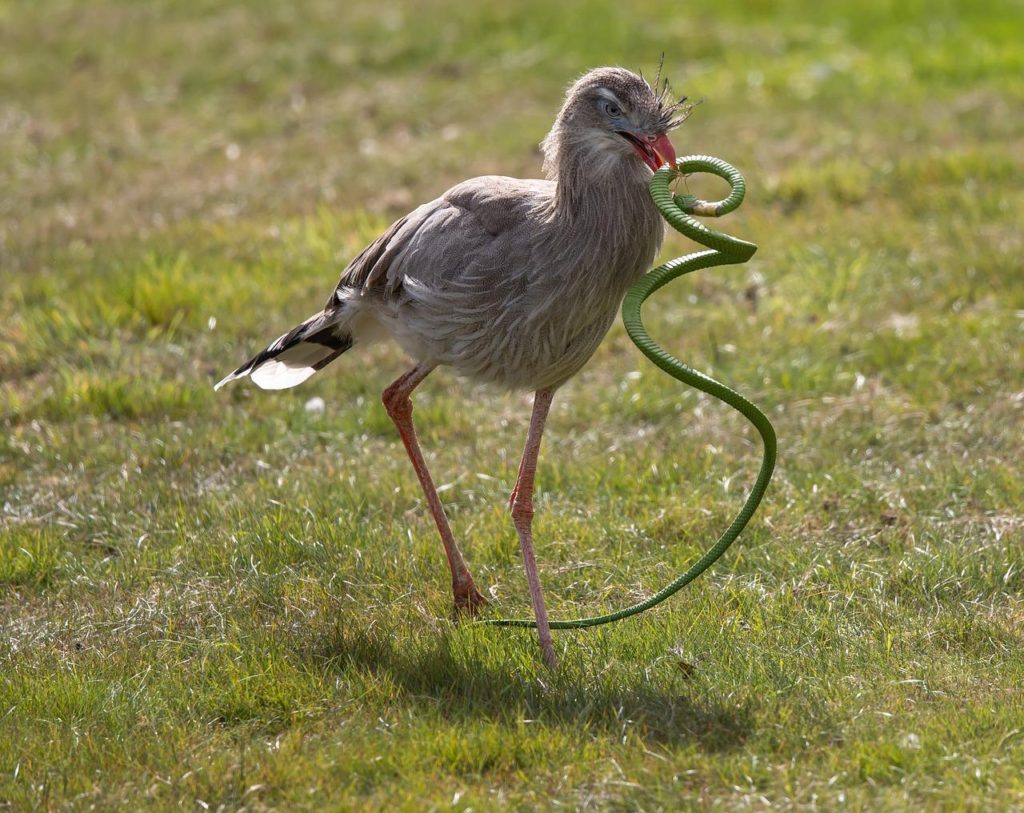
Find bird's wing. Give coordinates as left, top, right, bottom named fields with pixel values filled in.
left=330, top=177, right=553, bottom=302
left=327, top=212, right=412, bottom=303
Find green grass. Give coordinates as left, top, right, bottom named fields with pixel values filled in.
left=2, top=0, right=1023, bottom=809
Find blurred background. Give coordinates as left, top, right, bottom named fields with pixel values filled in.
left=3, top=0, right=1019, bottom=256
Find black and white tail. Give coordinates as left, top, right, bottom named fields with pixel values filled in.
left=215, top=306, right=354, bottom=391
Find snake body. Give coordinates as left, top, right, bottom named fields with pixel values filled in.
left=484, top=155, right=777, bottom=630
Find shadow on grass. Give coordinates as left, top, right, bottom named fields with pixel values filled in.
left=300, top=621, right=751, bottom=750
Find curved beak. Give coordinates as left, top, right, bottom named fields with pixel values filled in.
left=618, top=130, right=678, bottom=173
left=649, top=133, right=677, bottom=172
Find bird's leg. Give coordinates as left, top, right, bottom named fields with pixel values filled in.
left=383, top=364, right=486, bottom=617
left=509, top=389, right=557, bottom=670
left=507, top=441, right=530, bottom=512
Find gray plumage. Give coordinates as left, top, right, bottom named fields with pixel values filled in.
left=216, top=67, right=683, bottom=394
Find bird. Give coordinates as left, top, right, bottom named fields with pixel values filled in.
left=215, top=66, right=686, bottom=669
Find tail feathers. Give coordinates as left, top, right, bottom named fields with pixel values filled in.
left=215, top=309, right=354, bottom=391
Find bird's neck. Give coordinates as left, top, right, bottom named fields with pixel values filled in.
left=538, top=133, right=665, bottom=280
left=544, top=132, right=653, bottom=216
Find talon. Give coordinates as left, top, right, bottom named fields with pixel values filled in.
left=452, top=580, right=487, bottom=619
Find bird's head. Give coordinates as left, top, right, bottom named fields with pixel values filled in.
left=542, top=66, right=690, bottom=180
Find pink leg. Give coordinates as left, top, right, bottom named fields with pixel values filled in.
left=509, top=389, right=557, bottom=670
left=383, top=364, right=485, bottom=617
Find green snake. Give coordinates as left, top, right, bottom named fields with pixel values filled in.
left=483, top=155, right=777, bottom=630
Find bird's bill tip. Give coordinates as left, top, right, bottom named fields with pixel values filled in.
left=651, top=133, right=677, bottom=172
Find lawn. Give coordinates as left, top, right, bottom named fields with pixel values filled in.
left=2, top=0, right=1023, bottom=809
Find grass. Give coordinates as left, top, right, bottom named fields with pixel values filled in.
left=2, top=0, right=1023, bottom=809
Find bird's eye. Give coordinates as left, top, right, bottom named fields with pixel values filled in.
left=600, top=99, right=623, bottom=118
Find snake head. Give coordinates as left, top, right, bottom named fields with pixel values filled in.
left=675, top=194, right=721, bottom=217
left=674, top=193, right=700, bottom=213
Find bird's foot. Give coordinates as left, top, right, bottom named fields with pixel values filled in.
left=451, top=578, right=487, bottom=620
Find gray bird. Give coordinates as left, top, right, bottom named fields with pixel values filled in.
left=216, top=67, right=684, bottom=669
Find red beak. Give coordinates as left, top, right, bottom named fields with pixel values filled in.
left=621, top=131, right=678, bottom=173
left=650, top=133, right=677, bottom=172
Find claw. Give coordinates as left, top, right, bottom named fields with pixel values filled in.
left=452, top=579, right=487, bottom=619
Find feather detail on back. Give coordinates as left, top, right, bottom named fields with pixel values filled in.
left=333, top=213, right=412, bottom=297
left=318, top=168, right=661, bottom=391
